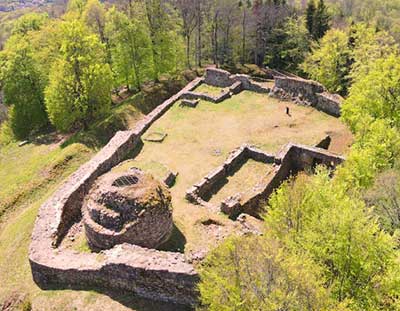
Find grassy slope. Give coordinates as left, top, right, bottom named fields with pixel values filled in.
left=0, top=102, right=156, bottom=310
left=0, top=85, right=351, bottom=310
left=0, top=73, right=198, bottom=310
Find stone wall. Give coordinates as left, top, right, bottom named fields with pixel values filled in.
left=29, top=77, right=203, bottom=306
left=273, top=76, right=343, bottom=117
left=203, top=68, right=271, bottom=94
left=204, top=68, right=234, bottom=87
left=187, top=142, right=344, bottom=219
left=29, top=67, right=345, bottom=306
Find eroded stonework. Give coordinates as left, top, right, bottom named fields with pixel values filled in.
left=83, top=168, right=173, bottom=250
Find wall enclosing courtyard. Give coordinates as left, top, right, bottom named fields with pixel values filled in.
left=29, top=67, right=346, bottom=306
left=186, top=142, right=344, bottom=219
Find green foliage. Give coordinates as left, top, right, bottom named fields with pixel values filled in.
left=0, top=35, right=48, bottom=139
left=306, top=0, right=316, bottom=34
left=144, top=0, right=184, bottom=79
left=198, top=235, right=346, bottom=311
left=66, top=0, right=87, bottom=16
left=45, top=20, right=112, bottom=132
left=341, top=54, right=400, bottom=131
left=106, top=6, right=153, bottom=90
left=0, top=120, right=15, bottom=145
left=82, top=0, right=106, bottom=43
left=302, top=29, right=350, bottom=94
left=312, top=0, right=330, bottom=40
left=349, top=24, right=398, bottom=81
left=11, top=12, right=48, bottom=35
left=266, top=172, right=400, bottom=310
left=305, top=0, right=330, bottom=40
left=364, top=169, right=400, bottom=234
left=265, top=17, right=310, bottom=72
left=336, top=119, right=400, bottom=190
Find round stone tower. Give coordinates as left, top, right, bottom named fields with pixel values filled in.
left=83, top=168, right=173, bottom=250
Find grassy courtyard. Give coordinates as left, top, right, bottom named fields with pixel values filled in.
left=118, top=90, right=352, bottom=256
left=193, top=83, right=227, bottom=96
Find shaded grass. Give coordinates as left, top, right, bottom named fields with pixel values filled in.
left=0, top=142, right=92, bottom=219
left=207, top=159, right=273, bottom=204
left=194, top=83, right=226, bottom=96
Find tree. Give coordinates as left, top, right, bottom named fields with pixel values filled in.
left=45, top=21, right=112, bottom=132
left=306, top=0, right=316, bottom=35
left=336, top=119, right=400, bottom=190
left=176, top=0, right=197, bottom=68
left=341, top=54, right=400, bottom=131
left=106, top=6, right=153, bottom=90
left=364, top=169, right=400, bottom=234
left=0, top=36, right=48, bottom=139
left=238, top=0, right=251, bottom=65
left=266, top=171, right=400, bottom=310
left=265, top=17, right=310, bottom=72
left=302, top=29, right=350, bottom=94
left=312, top=0, right=330, bottom=40
left=11, top=13, right=48, bottom=36
left=82, top=0, right=106, bottom=44
left=144, top=0, right=184, bottom=79
left=349, top=23, right=397, bottom=82
left=199, top=235, right=346, bottom=311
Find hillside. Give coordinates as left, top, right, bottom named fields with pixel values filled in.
left=1, top=0, right=400, bottom=310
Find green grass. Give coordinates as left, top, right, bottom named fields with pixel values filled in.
left=0, top=75, right=202, bottom=310
left=0, top=142, right=93, bottom=219
left=123, top=91, right=352, bottom=255
left=112, top=159, right=170, bottom=182
left=194, top=83, right=226, bottom=96
left=208, top=159, right=274, bottom=205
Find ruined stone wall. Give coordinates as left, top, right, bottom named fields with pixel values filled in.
left=204, top=68, right=234, bottom=87
left=273, top=76, right=343, bottom=117
left=29, top=68, right=345, bottom=305
left=29, top=77, right=203, bottom=306
left=316, top=92, right=342, bottom=117
left=203, top=68, right=271, bottom=94
left=188, top=142, right=344, bottom=219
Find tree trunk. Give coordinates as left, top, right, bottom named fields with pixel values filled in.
left=241, top=9, right=246, bottom=65
left=186, top=34, right=191, bottom=68
left=196, top=0, right=202, bottom=67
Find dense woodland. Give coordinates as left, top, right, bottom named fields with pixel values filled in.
left=1, top=0, right=400, bottom=310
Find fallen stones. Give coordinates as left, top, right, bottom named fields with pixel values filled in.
left=220, top=194, right=242, bottom=219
